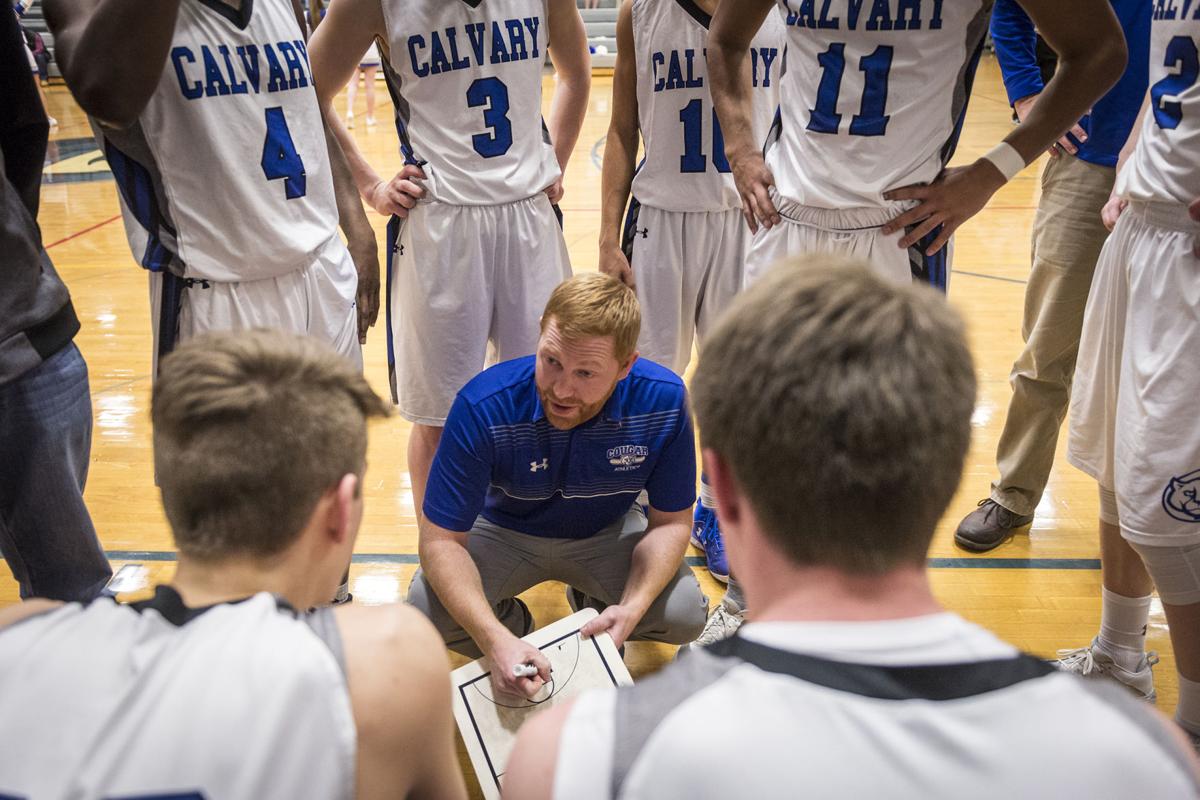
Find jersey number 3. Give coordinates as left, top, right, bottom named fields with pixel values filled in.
left=261, top=107, right=307, bottom=199
left=467, top=77, right=514, bottom=158
left=1152, top=36, right=1199, bottom=130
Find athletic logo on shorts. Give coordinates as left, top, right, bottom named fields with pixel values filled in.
left=1162, top=469, right=1200, bottom=523
left=635, top=227, right=649, bottom=239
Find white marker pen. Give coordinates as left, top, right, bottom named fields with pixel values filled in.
left=512, top=663, right=539, bottom=678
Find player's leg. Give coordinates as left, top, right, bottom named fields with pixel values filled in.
left=629, top=205, right=691, bottom=374
left=957, top=154, right=1114, bottom=551
left=407, top=518, right=554, bottom=656
left=345, top=67, right=357, bottom=126
left=362, top=65, right=377, bottom=125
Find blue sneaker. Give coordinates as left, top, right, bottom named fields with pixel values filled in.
left=691, top=501, right=729, bottom=583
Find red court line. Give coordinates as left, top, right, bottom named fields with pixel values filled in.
left=45, top=213, right=121, bottom=250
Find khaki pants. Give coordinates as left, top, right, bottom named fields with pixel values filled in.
left=990, top=154, right=1115, bottom=516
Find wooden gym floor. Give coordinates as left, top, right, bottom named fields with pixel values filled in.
left=6, top=58, right=1175, bottom=792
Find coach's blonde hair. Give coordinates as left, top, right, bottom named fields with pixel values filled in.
left=152, top=330, right=390, bottom=561
left=540, top=273, right=641, bottom=362
left=693, top=257, right=977, bottom=574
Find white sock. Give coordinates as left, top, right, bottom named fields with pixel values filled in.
left=1177, top=674, right=1200, bottom=736
left=699, top=475, right=717, bottom=510
left=1096, top=587, right=1151, bottom=670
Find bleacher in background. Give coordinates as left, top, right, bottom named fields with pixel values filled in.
left=16, top=2, right=58, bottom=78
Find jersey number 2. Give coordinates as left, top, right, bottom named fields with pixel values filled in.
left=807, top=44, right=894, bottom=137
left=1151, top=36, right=1199, bottom=130
left=679, top=99, right=731, bottom=174
left=261, top=107, right=307, bottom=199
left=467, top=77, right=514, bottom=158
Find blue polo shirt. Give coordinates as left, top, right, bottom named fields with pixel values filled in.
left=991, top=0, right=1149, bottom=168
left=423, top=355, right=697, bottom=539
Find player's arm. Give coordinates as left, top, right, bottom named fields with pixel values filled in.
left=337, top=604, right=468, bottom=800
left=419, top=519, right=552, bottom=699
left=1101, top=90, right=1148, bottom=230
left=990, top=0, right=1087, bottom=156
left=308, top=0, right=426, bottom=217
left=42, top=0, right=182, bottom=127
left=883, top=0, right=1127, bottom=255
left=0, top=599, right=61, bottom=632
left=502, top=700, right=576, bottom=800
left=707, top=0, right=778, bottom=233
left=288, top=0, right=380, bottom=343
left=597, top=0, right=638, bottom=289
left=544, top=0, right=592, bottom=204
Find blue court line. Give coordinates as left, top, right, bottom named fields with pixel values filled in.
left=65, top=551, right=1101, bottom=570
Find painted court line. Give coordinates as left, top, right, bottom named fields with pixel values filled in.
left=20, top=551, right=1099, bottom=570
left=44, top=213, right=121, bottom=250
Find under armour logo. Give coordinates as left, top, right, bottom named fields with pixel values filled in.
left=636, top=227, right=649, bottom=239
left=393, top=243, right=405, bottom=255
left=530, top=458, right=549, bottom=472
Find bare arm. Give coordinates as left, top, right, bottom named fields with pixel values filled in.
left=502, top=699, right=575, bottom=800
left=43, top=0, right=182, bottom=127
left=308, top=0, right=426, bottom=216
left=0, top=599, right=62, bottom=632
left=883, top=0, right=1127, bottom=254
left=580, top=506, right=691, bottom=648
left=338, top=604, right=467, bottom=800
left=707, top=0, right=777, bottom=233
left=419, top=520, right=552, bottom=698
left=1102, top=90, right=1150, bottom=230
left=597, top=0, right=638, bottom=288
left=544, top=0, right=592, bottom=203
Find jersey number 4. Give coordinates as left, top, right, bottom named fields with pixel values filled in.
left=808, top=44, right=894, bottom=137
left=1152, top=36, right=1199, bottom=130
left=261, top=107, right=307, bottom=199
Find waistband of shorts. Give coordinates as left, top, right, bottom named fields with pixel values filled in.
left=1126, top=200, right=1197, bottom=233
left=771, top=192, right=911, bottom=232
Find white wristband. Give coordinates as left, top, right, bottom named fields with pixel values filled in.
left=982, top=142, right=1026, bottom=182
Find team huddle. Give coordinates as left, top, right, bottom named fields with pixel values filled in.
left=1, top=0, right=1199, bottom=797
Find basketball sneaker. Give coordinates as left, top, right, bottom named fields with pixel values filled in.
left=1055, top=637, right=1159, bottom=702
left=681, top=603, right=743, bottom=652
left=691, top=501, right=729, bottom=583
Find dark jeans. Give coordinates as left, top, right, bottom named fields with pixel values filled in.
left=0, top=344, right=111, bottom=600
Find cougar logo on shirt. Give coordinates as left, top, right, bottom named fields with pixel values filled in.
left=1163, top=469, right=1200, bottom=523
left=608, top=445, right=648, bottom=471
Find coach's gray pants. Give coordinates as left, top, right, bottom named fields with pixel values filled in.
left=407, top=507, right=708, bottom=657
left=991, top=153, right=1115, bottom=517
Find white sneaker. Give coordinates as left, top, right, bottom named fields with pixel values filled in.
left=1055, top=637, right=1159, bottom=702
left=366, top=116, right=377, bottom=127
left=683, top=604, right=743, bottom=652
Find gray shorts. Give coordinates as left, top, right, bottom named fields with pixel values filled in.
left=407, top=506, right=708, bottom=656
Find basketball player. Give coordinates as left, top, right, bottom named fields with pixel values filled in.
left=599, top=0, right=783, bottom=589
left=43, top=0, right=381, bottom=376
left=1063, top=10, right=1200, bottom=740
left=308, top=0, right=591, bottom=525
left=707, top=0, right=1129, bottom=290
left=0, top=331, right=467, bottom=800
left=505, top=259, right=1200, bottom=800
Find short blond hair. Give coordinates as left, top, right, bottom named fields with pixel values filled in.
left=540, top=273, right=641, bottom=361
left=152, top=330, right=390, bottom=561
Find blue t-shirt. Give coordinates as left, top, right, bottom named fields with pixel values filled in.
left=990, top=0, right=1150, bottom=168
left=424, top=355, right=697, bottom=538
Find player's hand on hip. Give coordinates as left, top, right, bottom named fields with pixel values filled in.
left=544, top=177, right=565, bottom=205
left=882, top=161, right=1006, bottom=256
left=368, top=164, right=426, bottom=218
left=351, top=243, right=380, bottom=344
left=487, top=634, right=553, bottom=700
left=730, top=151, right=780, bottom=235
left=1101, top=192, right=1128, bottom=232
left=580, top=604, right=638, bottom=650
left=1013, top=94, right=1087, bottom=158
left=598, top=244, right=635, bottom=290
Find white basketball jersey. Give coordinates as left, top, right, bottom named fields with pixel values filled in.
left=0, top=589, right=355, bottom=800
left=95, top=0, right=341, bottom=283
left=630, top=0, right=785, bottom=212
left=379, top=0, right=561, bottom=205
left=1116, top=9, right=1200, bottom=205
left=766, top=0, right=991, bottom=210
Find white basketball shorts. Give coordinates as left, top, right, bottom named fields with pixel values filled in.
left=149, top=234, right=362, bottom=375
left=622, top=202, right=748, bottom=375
left=385, top=193, right=571, bottom=425
left=744, top=192, right=951, bottom=291
left=1068, top=201, right=1200, bottom=546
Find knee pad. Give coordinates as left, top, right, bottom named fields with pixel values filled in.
left=1099, top=484, right=1120, bottom=527
left=1128, top=540, right=1200, bottom=605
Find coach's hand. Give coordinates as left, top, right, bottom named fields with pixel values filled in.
left=882, top=160, right=1007, bottom=256
left=1013, top=93, right=1087, bottom=158
left=598, top=244, right=635, bottom=290
left=581, top=603, right=639, bottom=650
left=350, top=239, right=380, bottom=344
left=486, top=633, right=553, bottom=700
left=367, top=164, right=426, bottom=218
left=730, top=149, right=780, bottom=235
